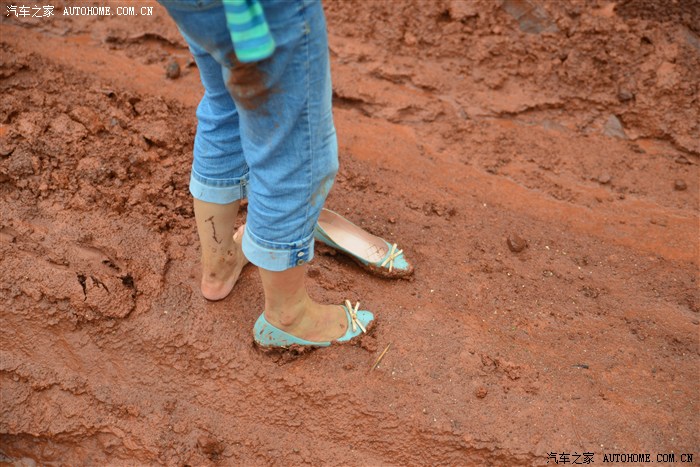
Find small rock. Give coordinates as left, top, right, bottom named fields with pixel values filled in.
left=506, top=234, right=527, bottom=253
left=597, top=172, right=612, bottom=185
left=603, top=115, right=627, bottom=139
left=475, top=387, right=488, bottom=399
left=165, top=60, right=181, bottom=79
left=617, top=89, right=634, bottom=102
left=674, top=155, right=694, bottom=165
left=674, top=180, right=687, bottom=191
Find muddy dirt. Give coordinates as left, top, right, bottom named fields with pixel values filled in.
left=1, top=0, right=698, bottom=465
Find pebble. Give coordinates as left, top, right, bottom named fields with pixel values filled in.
left=674, top=179, right=687, bottom=191
left=597, top=172, right=612, bottom=184
left=602, top=115, right=627, bottom=139
left=507, top=234, right=527, bottom=253
left=475, top=387, right=488, bottom=399
left=617, top=89, right=634, bottom=102
left=674, top=155, right=694, bottom=165
left=165, top=60, right=181, bottom=80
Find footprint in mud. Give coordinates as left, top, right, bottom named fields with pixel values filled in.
left=69, top=244, right=137, bottom=320
left=3, top=241, right=137, bottom=323
left=73, top=244, right=124, bottom=275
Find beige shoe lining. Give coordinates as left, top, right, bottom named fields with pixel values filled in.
left=317, top=210, right=388, bottom=263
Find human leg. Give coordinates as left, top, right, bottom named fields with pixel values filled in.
left=228, top=0, right=370, bottom=342
left=161, top=0, right=374, bottom=341
left=194, top=200, right=247, bottom=300
left=258, top=265, right=348, bottom=342
left=159, top=3, right=250, bottom=299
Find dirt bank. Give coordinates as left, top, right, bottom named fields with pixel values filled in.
left=1, top=0, right=698, bottom=465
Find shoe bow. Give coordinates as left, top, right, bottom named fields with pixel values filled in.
left=344, top=300, right=366, bottom=334
left=380, top=243, right=403, bottom=273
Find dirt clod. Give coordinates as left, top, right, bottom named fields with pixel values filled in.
left=165, top=60, right=180, bottom=79
left=197, top=435, right=224, bottom=459
left=674, top=180, right=687, bottom=191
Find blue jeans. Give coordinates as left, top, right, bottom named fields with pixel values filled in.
left=159, top=0, right=338, bottom=271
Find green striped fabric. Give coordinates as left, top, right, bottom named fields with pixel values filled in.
left=223, top=0, right=276, bottom=63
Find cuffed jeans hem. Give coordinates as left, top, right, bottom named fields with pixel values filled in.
left=189, top=171, right=248, bottom=204
left=242, top=227, right=315, bottom=272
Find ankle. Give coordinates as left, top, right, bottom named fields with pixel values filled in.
left=265, top=294, right=313, bottom=329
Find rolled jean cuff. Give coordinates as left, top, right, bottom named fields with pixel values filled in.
left=242, top=226, right=315, bottom=272
left=189, top=169, right=248, bottom=204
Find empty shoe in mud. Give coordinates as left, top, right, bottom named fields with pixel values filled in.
left=314, top=208, right=414, bottom=278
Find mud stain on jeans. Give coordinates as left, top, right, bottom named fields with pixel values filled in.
left=310, top=174, right=335, bottom=208
left=227, top=53, right=274, bottom=110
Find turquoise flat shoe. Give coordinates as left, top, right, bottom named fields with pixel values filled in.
left=254, top=301, right=374, bottom=349
left=314, top=208, right=413, bottom=278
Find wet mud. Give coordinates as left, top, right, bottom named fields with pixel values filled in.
left=1, top=0, right=698, bottom=465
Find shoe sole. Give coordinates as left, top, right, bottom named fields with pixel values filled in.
left=253, top=317, right=377, bottom=356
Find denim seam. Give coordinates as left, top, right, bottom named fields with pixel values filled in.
left=246, top=224, right=313, bottom=251
left=191, top=167, right=249, bottom=187
left=302, top=0, right=313, bottom=257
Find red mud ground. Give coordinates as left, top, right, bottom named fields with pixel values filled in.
left=1, top=0, right=699, bottom=465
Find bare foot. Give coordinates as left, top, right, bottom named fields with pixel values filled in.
left=201, top=225, right=249, bottom=301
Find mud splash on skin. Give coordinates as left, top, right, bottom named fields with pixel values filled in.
left=204, top=216, right=222, bottom=244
